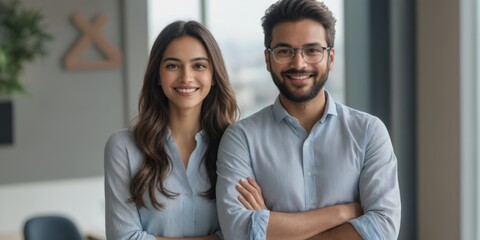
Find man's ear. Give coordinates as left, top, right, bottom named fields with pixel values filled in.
left=328, top=48, right=335, bottom=71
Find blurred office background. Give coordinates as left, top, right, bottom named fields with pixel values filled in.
left=0, top=0, right=478, bottom=239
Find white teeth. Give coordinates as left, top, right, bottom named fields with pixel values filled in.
left=175, top=88, right=197, bottom=93
left=290, top=75, right=309, bottom=80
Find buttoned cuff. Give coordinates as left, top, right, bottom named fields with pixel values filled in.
left=349, top=214, right=382, bottom=240
left=249, top=210, right=270, bottom=240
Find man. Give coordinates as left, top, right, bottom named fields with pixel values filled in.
left=216, top=0, right=401, bottom=239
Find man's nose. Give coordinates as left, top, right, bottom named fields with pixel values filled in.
left=290, top=49, right=307, bottom=68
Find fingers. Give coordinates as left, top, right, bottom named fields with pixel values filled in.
left=238, top=195, right=254, bottom=210
left=244, top=178, right=267, bottom=210
left=247, top=177, right=262, bottom=194
left=236, top=181, right=260, bottom=209
left=240, top=179, right=263, bottom=206
left=240, top=178, right=260, bottom=196
left=236, top=178, right=268, bottom=210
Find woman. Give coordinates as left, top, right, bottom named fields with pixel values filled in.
left=104, top=20, right=239, bottom=240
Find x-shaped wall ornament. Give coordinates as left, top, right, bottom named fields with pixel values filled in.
left=64, top=12, right=122, bottom=70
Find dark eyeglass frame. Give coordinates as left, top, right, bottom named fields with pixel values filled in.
left=267, top=46, right=332, bottom=64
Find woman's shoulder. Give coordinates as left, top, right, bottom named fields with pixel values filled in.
left=105, top=128, right=135, bottom=149
left=104, top=128, right=143, bottom=169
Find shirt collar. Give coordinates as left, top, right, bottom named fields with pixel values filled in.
left=320, top=90, right=338, bottom=122
left=272, top=90, right=338, bottom=123
left=165, top=127, right=206, bottom=143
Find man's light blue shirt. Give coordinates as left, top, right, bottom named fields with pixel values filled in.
left=105, top=129, right=222, bottom=239
left=216, top=92, right=401, bottom=240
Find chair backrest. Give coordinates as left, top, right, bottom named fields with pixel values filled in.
left=23, top=215, right=83, bottom=240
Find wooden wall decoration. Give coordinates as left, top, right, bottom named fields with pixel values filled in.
left=64, top=12, right=122, bottom=70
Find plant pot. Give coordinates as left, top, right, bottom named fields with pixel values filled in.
left=0, top=98, right=13, bottom=144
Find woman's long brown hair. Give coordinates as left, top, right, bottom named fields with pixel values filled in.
left=129, top=21, right=239, bottom=210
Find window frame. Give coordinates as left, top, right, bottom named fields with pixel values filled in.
left=460, top=0, right=479, bottom=239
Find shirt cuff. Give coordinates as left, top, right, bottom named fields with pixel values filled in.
left=349, top=214, right=382, bottom=240
left=249, top=210, right=270, bottom=240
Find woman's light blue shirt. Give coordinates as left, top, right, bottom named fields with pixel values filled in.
left=105, top=129, right=221, bottom=239
left=216, top=92, right=401, bottom=240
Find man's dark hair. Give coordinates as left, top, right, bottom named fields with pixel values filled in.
left=261, top=0, right=337, bottom=48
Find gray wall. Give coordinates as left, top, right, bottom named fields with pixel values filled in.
left=0, top=0, right=147, bottom=185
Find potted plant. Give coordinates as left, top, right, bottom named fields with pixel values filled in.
left=0, top=0, right=52, bottom=144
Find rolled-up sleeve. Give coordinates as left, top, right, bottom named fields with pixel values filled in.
left=216, top=125, right=270, bottom=240
left=104, top=131, right=156, bottom=240
left=349, top=118, right=401, bottom=240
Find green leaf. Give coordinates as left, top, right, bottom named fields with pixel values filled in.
left=0, top=0, right=52, bottom=96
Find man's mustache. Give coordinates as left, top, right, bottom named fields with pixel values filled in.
left=281, top=69, right=317, bottom=75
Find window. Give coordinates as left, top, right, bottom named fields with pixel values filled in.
left=461, top=0, right=480, bottom=239
left=148, top=0, right=345, bottom=118
left=147, top=0, right=201, bottom=47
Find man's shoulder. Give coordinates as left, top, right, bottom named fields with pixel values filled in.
left=334, top=103, right=385, bottom=132
left=229, top=105, right=275, bottom=130
left=336, top=102, right=380, bottom=122
left=331, top=103, right=392, bottom=149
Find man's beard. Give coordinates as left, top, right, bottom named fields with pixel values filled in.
left=270, top=66, right=329, bottom=103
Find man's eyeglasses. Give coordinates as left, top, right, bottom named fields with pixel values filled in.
left=267, top=45, right=331, bottom=64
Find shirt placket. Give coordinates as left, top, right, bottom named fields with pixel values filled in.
left=182, top=189, right=194, bottom=236
left=167, top=135, right=196, bottom=237
left=183, top=134, right=203, bottom=237
left=303, top=135, right=317, bottom=210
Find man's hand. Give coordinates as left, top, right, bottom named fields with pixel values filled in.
left=236, top=177, right=268, bottom=210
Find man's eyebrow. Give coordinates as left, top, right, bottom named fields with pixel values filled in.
left=303, top=42, right=324, bottom=47
left=271, top=42, right=323, bottom=48
left=271, top=43, right=292, bottom=48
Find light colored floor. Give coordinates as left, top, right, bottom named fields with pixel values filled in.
left=0, top=232, right=104, bottom=240
left=0, top=177, right=105, bottom=238
left=0, top=233, right=21, bottom=240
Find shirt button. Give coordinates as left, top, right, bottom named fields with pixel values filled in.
left=307, top=172, right=311, bottom=176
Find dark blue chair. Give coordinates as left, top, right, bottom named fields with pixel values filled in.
left=23, top=215, right=83, bottom=240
